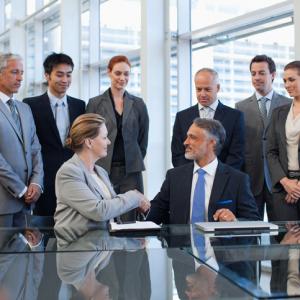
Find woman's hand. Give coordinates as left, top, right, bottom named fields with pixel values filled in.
left=280, top=177, right=300, bottom=202
left=134, top=190, right=151, bottom=213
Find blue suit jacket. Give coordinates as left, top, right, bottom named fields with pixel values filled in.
left=171, top=102, right=245, bottom=170
left=147, top=161, right=260, bottom=224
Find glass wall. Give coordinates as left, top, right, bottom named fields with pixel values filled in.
left=192, top=24, right=294, bottom=107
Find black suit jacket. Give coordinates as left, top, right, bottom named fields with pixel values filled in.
left=171, top=102, right=245, bottom=170
left=23, top=93, right=85, bottom=216
left=147, top=161, right=260, bottom=225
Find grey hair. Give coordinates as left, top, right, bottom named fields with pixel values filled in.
left=194, top=68, right=220, bottom=84
left=0, top=53, right=22, bottom=73
left=193, top=117, right=226, bottom=155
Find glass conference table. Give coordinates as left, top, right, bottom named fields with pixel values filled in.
left=0, top=219, right=300, bottom=299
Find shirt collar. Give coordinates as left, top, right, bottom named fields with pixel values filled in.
left=198, top=99, right=219, bottom=111
left=0, top=91, right=14, bottom=104
left=255, top=90, right=274, bottom=101
left=47, top=90, right=67, bottom=107
left=193, top=157, right=218, bottom=176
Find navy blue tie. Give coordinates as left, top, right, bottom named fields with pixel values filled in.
left=191, top=169, right=206, bottom=223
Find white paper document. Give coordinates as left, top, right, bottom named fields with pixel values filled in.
left=109, top=221, right=161, bottom=232
left=195, top=221, right=278, bottom=232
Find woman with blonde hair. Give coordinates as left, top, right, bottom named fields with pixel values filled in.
left=54, top=113, right=150, bottom=231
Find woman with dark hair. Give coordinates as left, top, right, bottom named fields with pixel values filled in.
left=54, top=114, right=150, bottom=232
left=267, top=61, right=300, bottom=220
left=86, top=55, right=149, bottom=222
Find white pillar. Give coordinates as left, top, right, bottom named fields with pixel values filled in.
left=177, top=0, right=192, bottom=110
left=60, top=0, right=80, bottom=97
left=10, top=0, right=26, bottom=98
left=88, top=0, right=100, bottom=99
left=141, top=0, right=169, bottom=199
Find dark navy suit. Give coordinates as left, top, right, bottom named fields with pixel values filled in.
left=171, top=102, right=245, bottom=170
left=147, top=161, right=260, bottom=224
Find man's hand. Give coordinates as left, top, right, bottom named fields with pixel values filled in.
left=138, top=198, right=151, bottom=213
left=213, top=208, right=236, bottom=222
left=24, top=184, right=41, bottom=203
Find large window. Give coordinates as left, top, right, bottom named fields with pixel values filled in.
left=99, top=0, right=141, bottom=94
left=191, top=0, right=285, bottom=30
left=192, top=24, right=294, bottom=107
left=43, top=10, right=60, bottom=58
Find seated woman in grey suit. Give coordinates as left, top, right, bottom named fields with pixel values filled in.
left=54, top=114, right=150, bottom=231
left=267, top=61, right=300, bottom=221
left=86, top=55, right=149, bottom=222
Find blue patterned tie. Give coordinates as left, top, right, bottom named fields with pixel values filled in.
left=7, top=99, right=22, bottom=137
left=191, top=169, right=206, bottom=223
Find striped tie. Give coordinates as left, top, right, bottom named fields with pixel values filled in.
left=7, top=99, right=22, bottom=138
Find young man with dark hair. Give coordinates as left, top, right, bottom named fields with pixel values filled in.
left=23, top=52, right=85, bottom=216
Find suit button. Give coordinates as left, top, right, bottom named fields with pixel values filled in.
left=262, top=138, right=266, bottom=141
left=24, top=169, right=28, bottom=173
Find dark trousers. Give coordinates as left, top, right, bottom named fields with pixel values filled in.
left=110, top=165, right=144, bottom=222
left=255, top=181, right=273, bottom=221
left=272, top=190, right=300, bottom=221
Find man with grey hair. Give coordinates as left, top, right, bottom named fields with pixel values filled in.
left=148, top=118, right=259, bottom=224
left=172, top=68, right=245, bottom=170
left=0, top=53, right=43, bottom=228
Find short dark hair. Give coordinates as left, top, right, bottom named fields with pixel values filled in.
left=249, top=54, right=276, bottom=73
left=193, top=118, right=226, bottom=155
left=43, top=52, right=74, bottom=74
left=284, top=61, right=300, bottom=76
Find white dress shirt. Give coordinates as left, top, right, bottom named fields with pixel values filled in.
left=286, top=103, right=300, bottom=170
left=198, top=99, right=219, bottom=119
left=190, top=158, right=218, bottom=222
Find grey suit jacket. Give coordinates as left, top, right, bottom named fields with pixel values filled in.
left=236, top=92, right=290, bottom=195
left=0, top=99, right=43, bottom=214
left=266, top=103, right=293, bottom=192
left=86, top=89, right=149, bottom=174
left=54, top=154, right=142, bottom=234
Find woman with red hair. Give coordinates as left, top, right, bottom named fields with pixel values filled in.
left=86, top=55, right=149, bottom=222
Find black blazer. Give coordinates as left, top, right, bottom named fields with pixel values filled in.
left=147, top=161, right=260, bottom=225
left=171, top=102, right=245, bottom=170
left=86, top=89, right=149, bottom=174
left=23, top=92, right=85, bottom=216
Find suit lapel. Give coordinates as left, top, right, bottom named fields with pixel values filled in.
left=248, top=94, right=265, bottom=129
left=208, top=162, right=230, bottom=220
left=72, top=154, right=108, bottom=199
left=266, top=92, right=280, bottom=130
left=177, top=164, right=194, bottom=223
left=67, top=96, right=77, bottom=124
left=213, top=101, right=224, bottom=122
left=102, top=90, right=117, bottom=127
left=277, top=104, right=290, bottom=146
left=0, top=100, right=23, bottom=142
left=122, top=91, right=133, bottom=124
left=40, top=93, right=62, bottom=145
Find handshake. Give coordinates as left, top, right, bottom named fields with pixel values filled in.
left=134, top=190, right=151, bottom=214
